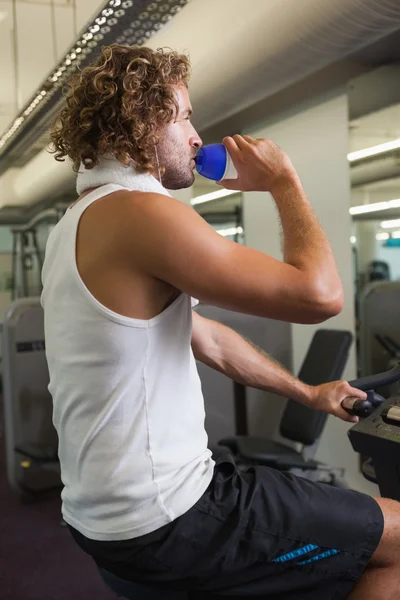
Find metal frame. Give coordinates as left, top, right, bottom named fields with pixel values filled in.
left=10, top=205, right=68, bottom=300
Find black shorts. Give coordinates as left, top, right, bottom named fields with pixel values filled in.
left=68, top=450, right=384, bottom=600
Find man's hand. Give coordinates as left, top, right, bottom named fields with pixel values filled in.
left=218, top=134, right=297, bottom=193
left=308, top=381, right=368, bottom=424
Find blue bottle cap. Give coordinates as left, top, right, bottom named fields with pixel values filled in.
left=195, top=144, right=227, bottom=181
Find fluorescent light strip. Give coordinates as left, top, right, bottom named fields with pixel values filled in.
left=191, top=189, right=239, bottom=206
left=381, top=218, right=400, bottom=229
left=350, top=199, right=400, bottom=215
left=348, top=138, right=400, bottom=162
left=216, top=226, right=243, bottom=237
left=376, top=232, right=390, bottom=241
left=197, top=193, right=400, bottom=215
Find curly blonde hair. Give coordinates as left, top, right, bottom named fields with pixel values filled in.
left=50, top=44, right=191, bottom=173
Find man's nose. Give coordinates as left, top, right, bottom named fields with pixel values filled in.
left=190, top=133, right=203, bottom=150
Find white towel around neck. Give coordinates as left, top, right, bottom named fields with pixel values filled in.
left=76, top=156, right=172, bottom=197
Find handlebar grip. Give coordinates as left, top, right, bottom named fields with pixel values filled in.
left=342, top=391, right=385, bottom=418
left=348, top=363, right=400, bottom=391
left=341, top=397, right=373, bottom=418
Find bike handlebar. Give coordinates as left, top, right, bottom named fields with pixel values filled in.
left=348, top=363, right=400, bottom=391
left=341, top=363, right=400, bottom=417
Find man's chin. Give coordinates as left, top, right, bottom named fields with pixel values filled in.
left=165, top=172, right=195, bottom=191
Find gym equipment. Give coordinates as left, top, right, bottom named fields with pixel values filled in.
left=2, top=297, right=61, bottom=500
left=343, top=363, right=400, bottom=501
left=374, top=333, right=400, bottom=396
left=367, top=260, right=390, bottom=282
left=358, top=280, right=400, bottom=379
left=98, top=363, right=400, bottom=600
left=375, top=334, right=400, bottom=364
left=217, top=329, right=352, bottom=486
left=11, top=204, right=68, bottom=300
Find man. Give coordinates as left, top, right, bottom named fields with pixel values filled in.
left=42, top=44, right=399, bottom=599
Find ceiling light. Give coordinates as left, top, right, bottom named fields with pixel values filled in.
left=191, top=189, right=239, bottom=206
left=348, top=138, right=400, bottom=162
left=376, top=232, right=390, bottom=241
left=350, top=199, right=400, bottom=215
left=381, top=218, right=400, bottom=229
left=216, top=226, right=243, bottom=237
left=350, top=236, right=357, bottom=244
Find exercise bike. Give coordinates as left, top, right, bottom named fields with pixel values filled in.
left=344, top=363, right=400, bottom=501
left=99, top=364, right=400, bottom=599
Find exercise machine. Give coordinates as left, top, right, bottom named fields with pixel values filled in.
left=358, top=280, right=400, bottom=379
left=2, top=297, right=61, bottom=500
left=374, top=333, right=400, bottom=396
left=217, top=329, right=352, bottom=487
left=98, top=363, right=400, bottom=599
left=344, top=363, right=400, bottom=501
left=11, top=204, right=68, bottom=300
left=367, top=260, right=390, bottom=282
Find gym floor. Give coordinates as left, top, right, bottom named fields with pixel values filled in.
left=0, top=398, right=115, bottom=600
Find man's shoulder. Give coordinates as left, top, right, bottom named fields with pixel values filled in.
left=89, top=188, right=197, bottom=259
left=112, top=188, right=196, bottom=229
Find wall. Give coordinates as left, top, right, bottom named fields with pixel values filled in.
left=242, top=89, right=378, bottom=494
left=354, top=221, right=379, bottom=275
left=171, top=188, right=193, bottom=205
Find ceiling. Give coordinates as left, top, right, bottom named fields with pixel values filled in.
left=350, top=104, right=400, bottom=153
left=0, top=0, right=104, bottom=136
left=349, top=101, right=400, bottom=219
left=147, top=0, right=400, bottom=133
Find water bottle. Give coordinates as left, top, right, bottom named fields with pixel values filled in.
left=195, top=143, right=238, bottom=181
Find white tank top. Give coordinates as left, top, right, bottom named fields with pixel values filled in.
left=41, top=183, right=215, bottom=541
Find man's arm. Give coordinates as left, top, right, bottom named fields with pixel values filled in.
left=191, top=312, right=366, bottom=423
left=123, top=135, right=343, bottom=325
